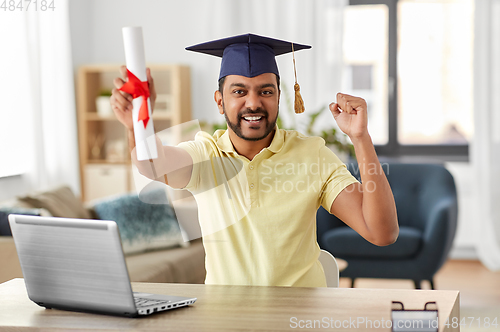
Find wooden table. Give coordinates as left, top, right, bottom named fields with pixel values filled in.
left=0, top=278, right=459, bottom=331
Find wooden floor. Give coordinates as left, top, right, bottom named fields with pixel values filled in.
left=340, top=259, right=500, bottom=331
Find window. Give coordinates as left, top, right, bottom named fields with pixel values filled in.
left=345, top=0, right=473, bottom=159
left=343, top=4, right=389, bottom=145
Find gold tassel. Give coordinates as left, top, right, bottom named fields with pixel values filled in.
left=292, top=43, right=305, bottom=114
left=294, top=83, right=305, bottom=114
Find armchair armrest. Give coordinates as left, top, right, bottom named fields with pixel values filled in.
left=417, top=197, right=458, bottom=275
left=422, top=197, right=458, bottom=243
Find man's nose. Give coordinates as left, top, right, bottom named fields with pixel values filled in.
left=245, top=91, right=263, bottom=110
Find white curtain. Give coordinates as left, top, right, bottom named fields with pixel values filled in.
left=205, top=0, right=347, bottom=132
left=0, top=13, right=31, bottom=179
left=472, top=0, right=500, bottom=270
left=0, top=0, right=80, bottom=195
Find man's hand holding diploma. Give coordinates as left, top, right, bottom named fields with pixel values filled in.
left=111, top=66, right=157, bottom=132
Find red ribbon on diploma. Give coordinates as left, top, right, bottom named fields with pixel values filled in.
left=119, top=68, right=150, bottom=129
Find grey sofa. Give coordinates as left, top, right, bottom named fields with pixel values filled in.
left=0, top=185, right=206, bottom=285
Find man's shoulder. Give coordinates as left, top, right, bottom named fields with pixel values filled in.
left=194, top=130, right=222, bottom=140
left=176, top=130, right=223, bottom=157
left=281, top=129, right=326, bottom=148
left=181, top=129, right=235, bottom=156
left=189, top=129, right=225, bottom=146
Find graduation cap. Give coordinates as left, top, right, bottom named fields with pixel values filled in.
left=186, top=33, right=311, bottom=113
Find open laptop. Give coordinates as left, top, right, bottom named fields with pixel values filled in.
left=8, top=214, right=197, bottom=317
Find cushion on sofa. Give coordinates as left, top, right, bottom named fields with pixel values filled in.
left=322, top=226, right=423, bottom=259
left=17, top=185, right=91, bottom=219
left=93, top=189, right=187, bottom=255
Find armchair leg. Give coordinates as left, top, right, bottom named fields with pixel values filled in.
left=413, top=280, right=421, bottom=289
left=429, top=279, right=435, bottom=290
left=351, top=278, right=356, bottom=288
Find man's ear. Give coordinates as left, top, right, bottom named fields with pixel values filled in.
left=214, top=90, right=224, bottom=114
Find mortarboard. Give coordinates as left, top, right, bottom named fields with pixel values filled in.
left=186, top=33, right=311, bottom=113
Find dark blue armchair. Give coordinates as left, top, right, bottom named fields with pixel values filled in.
left=317, top=163, right=458, bottom=289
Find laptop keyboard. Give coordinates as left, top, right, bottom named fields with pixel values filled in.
left=134, top=297, right=171, bottom=308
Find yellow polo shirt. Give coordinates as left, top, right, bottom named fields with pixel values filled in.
left=177, top=127, right=358, bottom=287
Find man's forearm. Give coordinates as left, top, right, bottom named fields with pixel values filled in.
left=352, top=133, right=399, bottom=245
left=127, top=129, right=193, bottom=189
left=128, top=129, right=159, bottom=180
left=127, top=129, right=136, bottom=154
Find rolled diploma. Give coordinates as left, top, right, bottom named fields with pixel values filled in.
left=122, top=26, right=158, bottom=160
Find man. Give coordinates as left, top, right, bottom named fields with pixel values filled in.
left=110, top=34, right=398, bottom=287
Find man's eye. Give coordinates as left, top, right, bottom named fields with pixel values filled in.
left=261, top=90, right=273, bottom=95
left=233, top=90, right=245, bottom=95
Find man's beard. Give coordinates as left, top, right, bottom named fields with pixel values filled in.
left=223, top=103, right=278, bottom=141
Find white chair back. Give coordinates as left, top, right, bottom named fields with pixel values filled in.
left=319, top=249, right=339, bottom=287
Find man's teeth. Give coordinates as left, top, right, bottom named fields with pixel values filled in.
left=244, top=116, right=262, bottom=121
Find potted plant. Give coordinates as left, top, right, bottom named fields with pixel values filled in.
left=95, top=89, right=113, bottom=117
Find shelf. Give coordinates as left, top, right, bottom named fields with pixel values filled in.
left=77, top=64, right=191, bottom=202
left=152, top=113, right=173, bottom=120
left=85, top=114, right=118, bottom=121
left=87, top=159, right=130, bottom=165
